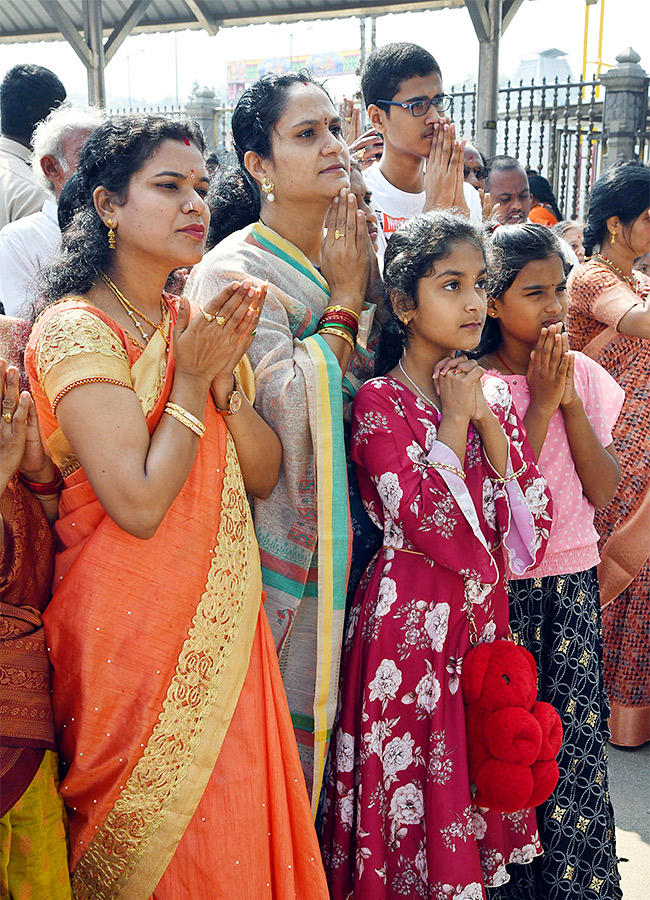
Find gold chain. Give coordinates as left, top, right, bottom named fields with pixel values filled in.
left=592, top=253, right=638, bottom=293
left=100, top=272, right=170, bottom=347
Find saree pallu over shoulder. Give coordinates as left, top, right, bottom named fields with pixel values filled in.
left=187, top=224, right=353, bottom=810
left=24, top=298, right=265, bottom=899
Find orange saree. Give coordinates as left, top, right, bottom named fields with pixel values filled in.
left=24, top=297, right=328, bottom=900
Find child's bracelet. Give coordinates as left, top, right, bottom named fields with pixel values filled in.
left=492, top=460, right=527, bottom=483
left=430, top=460, right=466, bottom=481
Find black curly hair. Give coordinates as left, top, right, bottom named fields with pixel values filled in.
left=582, top=160, right=650, bottom=256
left=375, top=211, right=486, bottom=376
left=470, top=223, right=567, bottom=358
left=32, top=114, right=205, bottom=318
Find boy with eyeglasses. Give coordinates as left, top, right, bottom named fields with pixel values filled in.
left=360, top=42, right=482, bottom=264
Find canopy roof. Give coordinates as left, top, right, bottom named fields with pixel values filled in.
left=0, top=1, right=464, bottom=43
left=1, top=0, right=526, bottom=157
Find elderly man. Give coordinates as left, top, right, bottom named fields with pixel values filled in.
left=0, top=64, right=67, bottom=229
left=0, top=105, right=103, bottom=315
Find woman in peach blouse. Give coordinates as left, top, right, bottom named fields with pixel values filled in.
left=567, top=161, right=650, bottom=748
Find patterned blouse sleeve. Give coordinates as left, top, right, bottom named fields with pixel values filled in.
left=569, top=266, right=640, bottom=329
left=480, top=375, right=553, bottom=575
left=29, top=306, right=133, bottom=414
left=351, top=381, right=499, bottom=582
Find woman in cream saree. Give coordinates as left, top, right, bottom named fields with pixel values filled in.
left=188, top=73, right=376, bottom=811
left=25, top=115, right=328, bottom=899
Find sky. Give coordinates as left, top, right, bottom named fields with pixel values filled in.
left=0, top=0, right=647, bottom=110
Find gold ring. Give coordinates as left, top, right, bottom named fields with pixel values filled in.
left=201, top=309, right=216, bottom=322
left=215, top=315, right=226, bottom=325
left=2, top=411, right=13, bottom=423
left=334, top=229, right=345, bottom=240
left=354, top=149, right=365, bottom=160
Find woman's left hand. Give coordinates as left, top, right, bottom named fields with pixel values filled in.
left=210, top=282, right=267, bottom=404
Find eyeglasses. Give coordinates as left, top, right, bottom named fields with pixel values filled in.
left=464, top=165, right=489, bottom=181
left=377, top=95, right=452, bottom=117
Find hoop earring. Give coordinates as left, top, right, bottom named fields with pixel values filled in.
left=106, top=219, right=116, bottom=250
left=261, top=175, right=275, bottom=203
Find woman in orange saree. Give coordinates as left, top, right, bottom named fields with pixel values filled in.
left=24, top=115, right=328, bottom=899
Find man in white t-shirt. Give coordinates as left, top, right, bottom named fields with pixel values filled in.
left=0, top=105, right=102, bottom=315
left=359, top=42, right=483, bottom=266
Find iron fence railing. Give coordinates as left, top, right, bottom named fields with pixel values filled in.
left=449, top=76, right=611, bottom=220
left=109, top=76, right=649, bottom=221
left=107, top=104, right=186, bottom=118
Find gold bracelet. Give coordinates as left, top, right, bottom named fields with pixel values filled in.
left=492, top=460, right=527, bottom=484
left=166, top=402, right=205, bottom=433
left=318, top=326, right=356, bottom=352
left=429, top=459, right=467, bottom=481
left=323, top=304, right=361, bottom=322
left=164, top=402, right=206, bottom=438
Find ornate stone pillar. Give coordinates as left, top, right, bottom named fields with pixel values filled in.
left=599, top=47, right=648, bottom=166
left=185, top=86, right=221, bottom=152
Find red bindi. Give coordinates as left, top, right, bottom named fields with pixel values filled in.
left=183, top=137, right=190, bottom=146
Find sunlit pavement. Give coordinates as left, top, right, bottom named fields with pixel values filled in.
left=608, top=742, right=649, bottom=899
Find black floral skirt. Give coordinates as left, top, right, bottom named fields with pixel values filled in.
left=490, top=567, right=622, bottom=900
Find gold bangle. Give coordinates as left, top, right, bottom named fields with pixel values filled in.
left=166, top=402, right=205, bottom=433
left=492, top=460, right=527, bottom=484
left=164, top=402, right=206, bottom=438
left=430, top=459, right=466, bottom=481
left=318, top=326, right=356, bottom=352
left=323, top=304, right=361, bottom=322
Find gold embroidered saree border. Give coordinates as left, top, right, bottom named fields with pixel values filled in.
left=71, top=436, right=262, bottom=899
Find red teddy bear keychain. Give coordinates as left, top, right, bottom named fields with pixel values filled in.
left=462, top=640, right=563, bottom=812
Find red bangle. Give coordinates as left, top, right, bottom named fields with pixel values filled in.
left=318, top=310, right=360, bottom=336
left=17, top=466, right=64, bottom=495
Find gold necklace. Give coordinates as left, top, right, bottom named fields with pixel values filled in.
left=398, top=358, right=440, bottom=411
left=100, top=272, right=170, bottom=348
left=592, top=253, right=638, bottom=293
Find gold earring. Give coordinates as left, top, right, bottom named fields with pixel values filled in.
left=401, top=316, right=409, bottom=325
left=260, top=175, right=275, bottom=202
left=106, top=219, right=116, bottom=250
left=610, top=230, right=616, bottom=245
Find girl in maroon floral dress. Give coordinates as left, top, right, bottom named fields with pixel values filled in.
left=320, top=212, right=552, bottom=899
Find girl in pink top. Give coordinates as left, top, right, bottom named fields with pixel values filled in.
left=474, top=224, right=623, bottom=900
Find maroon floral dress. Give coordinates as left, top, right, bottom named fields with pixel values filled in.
left=320, top=375, right=553, bottom=900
